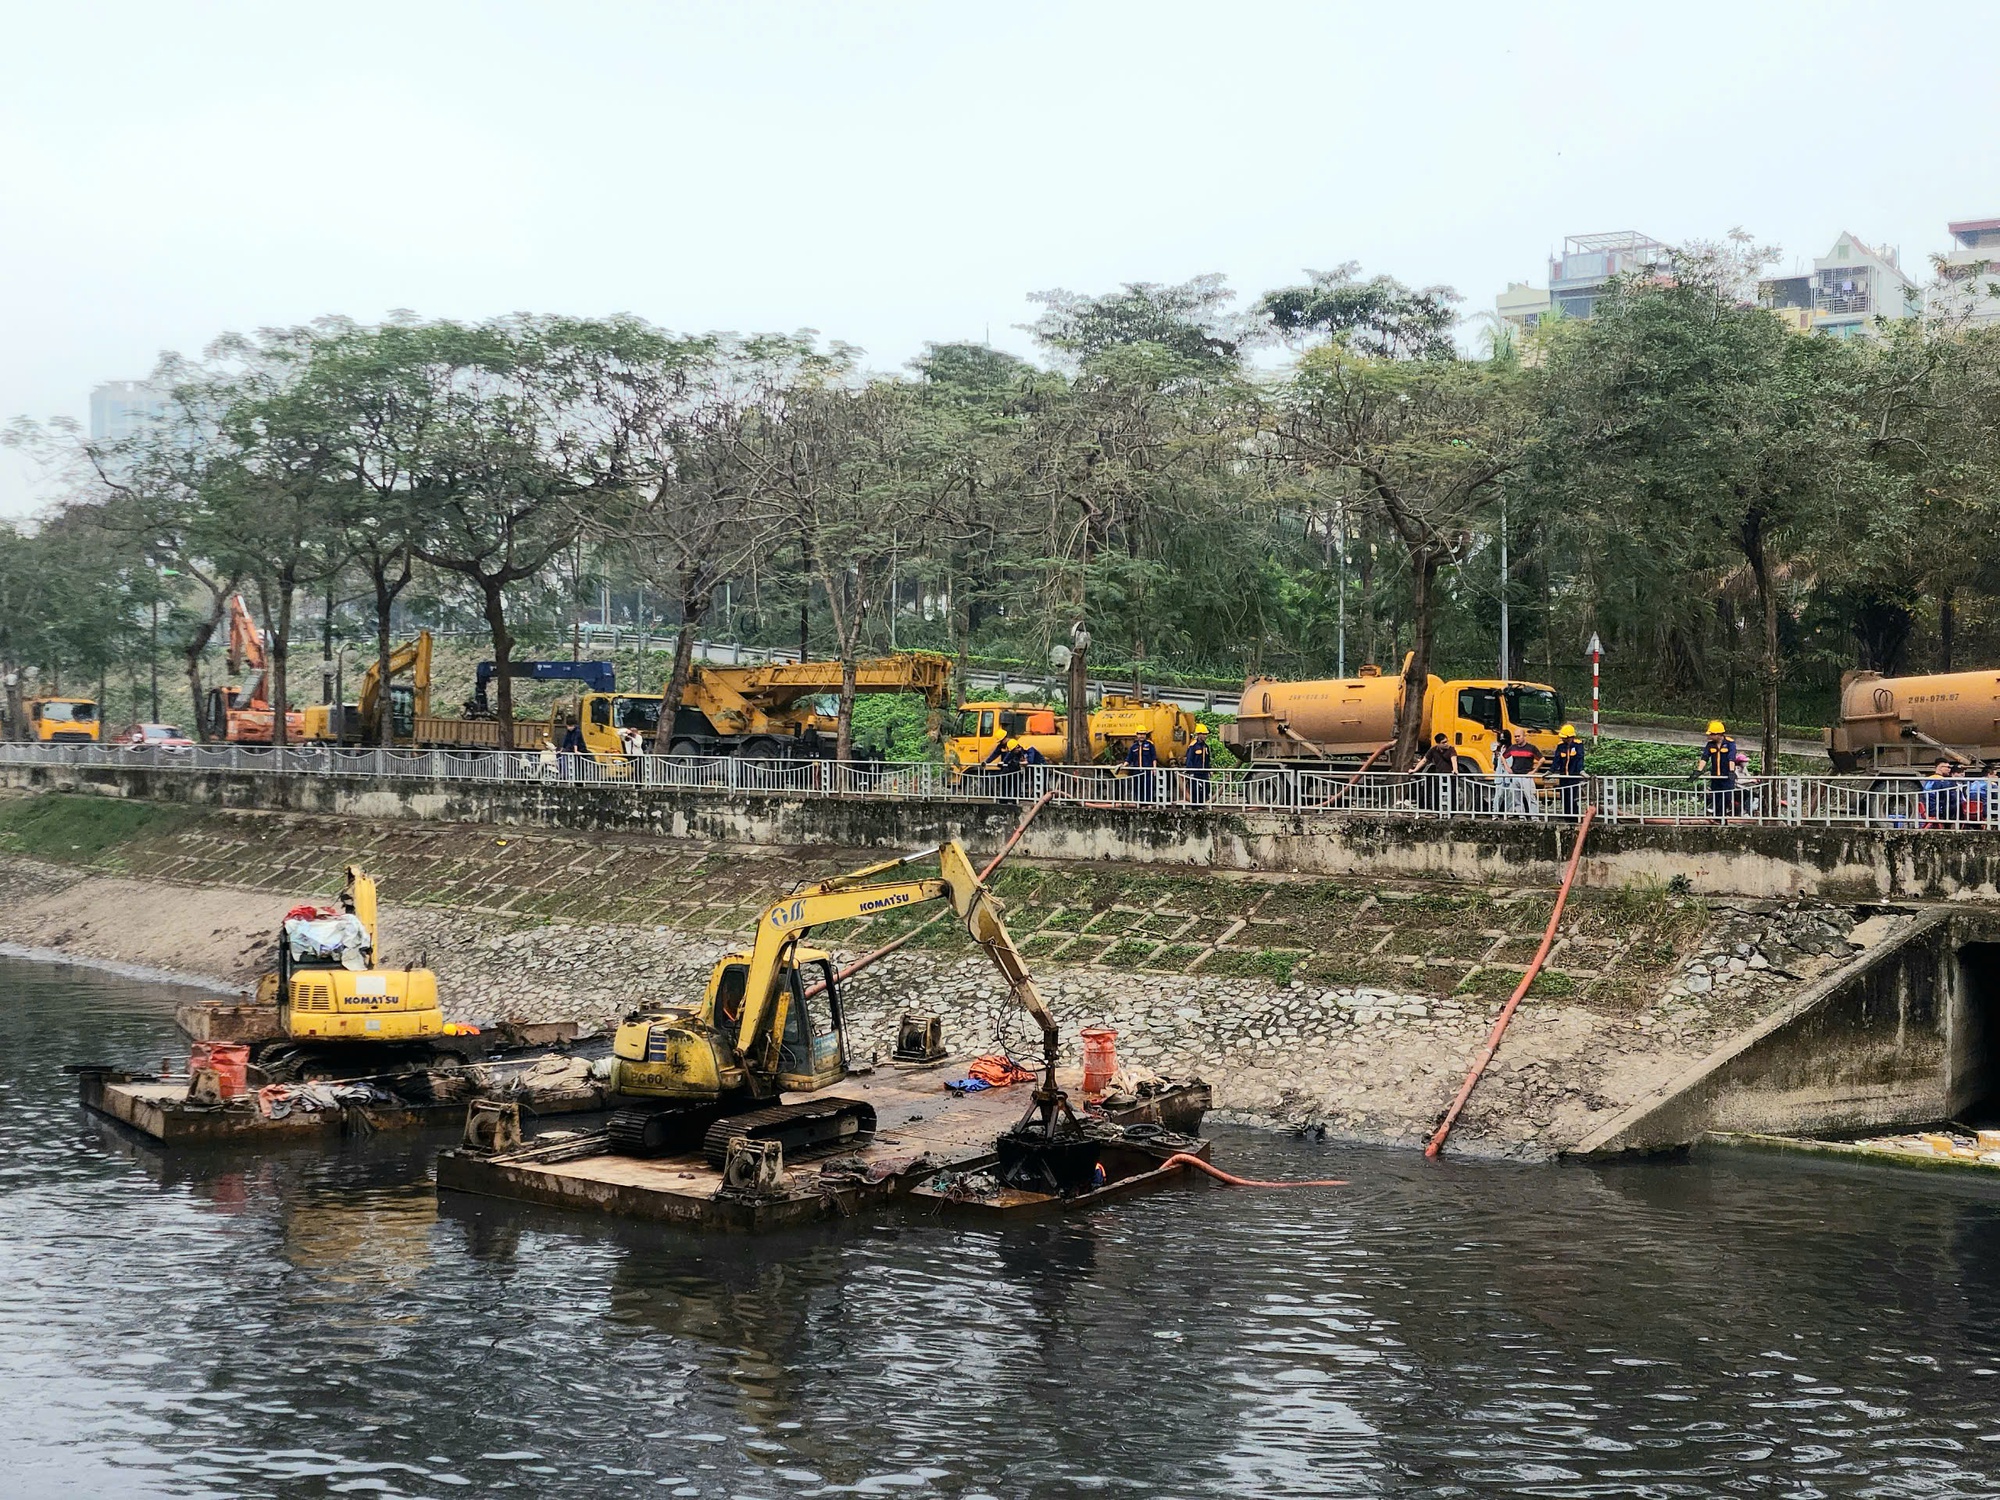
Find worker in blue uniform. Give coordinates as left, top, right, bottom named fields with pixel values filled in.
left=1125, top=730, right=1159, bottom=803
left=1551, top=723, right=1586, bottom=819
left=1185, top=723, right=1212, bottom=805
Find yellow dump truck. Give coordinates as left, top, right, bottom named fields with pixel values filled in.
left=1223, top=659, right=1564, bottom=772
left=26, top=696, right=101, bottom=743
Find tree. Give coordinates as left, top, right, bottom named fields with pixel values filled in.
left=1278, top=350, right=1531, bottom=767
left=766, top=377, right=959, bottom=760
left=1026, top=274, right=1248, bottom=373
left=198, top=330, right=353, bottom=746
left=408, top=316, right=662, bottom=740
left=1258, top=264, right=1463, bottom=359
left=1544, top=243, right=1864, bottom=771
left=598, top=335, right=817, bottom=751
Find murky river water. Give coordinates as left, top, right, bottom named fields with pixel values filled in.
left=8, top=956, right=2000, bottom=1498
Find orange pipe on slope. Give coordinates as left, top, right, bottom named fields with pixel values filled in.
left=1424, top=806, right=1596, bottom=1159
left=1159, top=1153, right=1347, bottom=1188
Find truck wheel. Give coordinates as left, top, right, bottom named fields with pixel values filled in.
left=667, top=738, right=702, bottom=759
left=739, top=737, right=783, bottom=762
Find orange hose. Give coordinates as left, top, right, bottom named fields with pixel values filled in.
left=979, top=788, right=1054, bottom=879
left=1425, top=806, right=1596, bottom=1158
left=1159, top=1152, right=1347, bottom=1188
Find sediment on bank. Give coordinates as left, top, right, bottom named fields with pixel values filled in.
left=0, top=792, right=1869, bottom=1158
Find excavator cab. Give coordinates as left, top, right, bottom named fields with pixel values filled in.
left=267, top=867, right=445, bottom=1045
left=610, top=944, right=850, bottom=1104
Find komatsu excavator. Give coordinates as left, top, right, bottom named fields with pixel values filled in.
left=606, top=839, right=1076, bottom=1163
left=251, top=866, right=451, bottom=1078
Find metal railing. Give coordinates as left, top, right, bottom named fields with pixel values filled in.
left=2, top=742, right=1994, bottom=832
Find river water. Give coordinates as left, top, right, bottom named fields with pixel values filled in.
left=7, top=955, right=2000, bottom=1498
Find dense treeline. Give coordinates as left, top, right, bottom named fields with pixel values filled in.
left=5, top=238, right=1999, bottom=769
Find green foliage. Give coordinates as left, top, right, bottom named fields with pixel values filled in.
left=5, top=253, right=2000, bottom=757
left=0, top=794, right=189, bottom=861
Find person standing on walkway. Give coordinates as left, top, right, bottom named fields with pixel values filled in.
left=1416, top=732, right=1457, bottom=812
left=995, top=736, right=1026, bottom=799
left=1696, top=720, right=1740, bottom=820
left=558, top=717, right=587, bottom=782
left=1126, top=730, right=1159, bottom=803
left=1185, top=723, right=1212, bottom=805
left=1494, top=730, right=1543, bottom=819
left=1550, top=723, right=1586, bottom=819
left=1921, top=759, right=1963, bottom=826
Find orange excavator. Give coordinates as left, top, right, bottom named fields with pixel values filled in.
left=205, top=595, right=307, bottom=744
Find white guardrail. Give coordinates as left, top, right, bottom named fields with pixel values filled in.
left=2, top=742, right=1996, bottom=831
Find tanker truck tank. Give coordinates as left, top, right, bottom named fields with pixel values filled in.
left=1221, top=658, right=1564, bottom=773
left=1825, top=669, right=2000, bottom=772
left=1226, top=669, right=1406, bottom=759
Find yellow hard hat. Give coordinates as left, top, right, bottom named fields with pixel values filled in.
left=1195, top=722, right=1209, bottom=734
left=1707, top=720, right=1726, bottom=734
left=1560, top=723, right=1576, bottom=737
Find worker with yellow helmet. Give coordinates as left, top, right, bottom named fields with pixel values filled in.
left=1186, top=721, right=1213, bottom=805
left=1551, top=722, right=1586, bottom=819
left=1697, top=719, right=1742, bottom=819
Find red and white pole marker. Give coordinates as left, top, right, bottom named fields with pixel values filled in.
left=1587, top=632, right=1602, bottom=741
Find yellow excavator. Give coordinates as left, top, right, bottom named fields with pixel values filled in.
left=301, top=632, right=433, bottom=745
left=251, top=866, right=451, bottom=1077
left=606, top=839, right=1076, bottom=1163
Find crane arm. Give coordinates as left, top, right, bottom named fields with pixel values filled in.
left=226, top=595, right=269, bottom=708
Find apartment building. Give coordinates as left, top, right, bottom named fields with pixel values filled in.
left=1757, top=231, right=1919, bottom=339
left=1930, top=217, right=2000, bottom=329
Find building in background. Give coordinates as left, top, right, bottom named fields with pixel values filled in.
left=89, top=380, right=165, bottom=442
left=1930, top=216, right=2000, bottom=329
left=1491, top=231, right=1670, bottom=341
left=1546, top=231, right=1672, bottom=319
left=1757, top=232, right=1918, bottom=339
left=1493, top=281, right=1552, bottom=346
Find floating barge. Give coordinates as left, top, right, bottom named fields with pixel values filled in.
left=76, top=1055, right=605, bottom=1146
left=437, top=1069, right=1212, bottom=1233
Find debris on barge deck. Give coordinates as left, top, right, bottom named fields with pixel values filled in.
left=436, top=1070, right=1213, bottom=1233
left=77, top=1050, right=608, bottom=1146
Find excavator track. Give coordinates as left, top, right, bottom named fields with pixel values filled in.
left=700, top=1098, right=877, bottom=1167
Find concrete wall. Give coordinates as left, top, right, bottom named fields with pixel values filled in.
left=1576, top=909, right=2000, bottom=1152
left=6, top=760, right=2000, bottom=901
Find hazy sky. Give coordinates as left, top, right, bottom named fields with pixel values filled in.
left=3, top=0, right=1996, bottom=515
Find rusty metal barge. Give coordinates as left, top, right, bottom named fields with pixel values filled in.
left=437, top=1069, right=1213, bottom=1233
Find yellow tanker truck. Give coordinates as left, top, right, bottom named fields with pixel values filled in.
left=1222, top=658, right=1564, bottom=773
left=1825, top=668, right=2000, bottom=773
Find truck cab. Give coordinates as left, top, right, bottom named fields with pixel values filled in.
left=1434, top=680, right=1565, bottom=772
left=28, top=697, right=100, bottom=743
left=945, top=702, right=1067, bottom=780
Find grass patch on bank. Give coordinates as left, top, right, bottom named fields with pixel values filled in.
left=1199, top=947, right=1300, bottom=983
left=0, top=794, right=190, bottom=863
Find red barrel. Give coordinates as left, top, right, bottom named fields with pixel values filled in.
left=192, top=1042, right=250, bottom=1101
left=1080, top=1026, right=1118, bottom=1094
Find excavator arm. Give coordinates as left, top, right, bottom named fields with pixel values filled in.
left=356, top=631, right=434, bottom=729
left=735, top=840, right=1063, bottom=1106
left=226, top=594, right=269, bottom=709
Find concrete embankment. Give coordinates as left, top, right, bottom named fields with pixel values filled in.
left=5, top=785, right=1954, bottom=1160
left=7, top=759, right=2000, bottom=901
